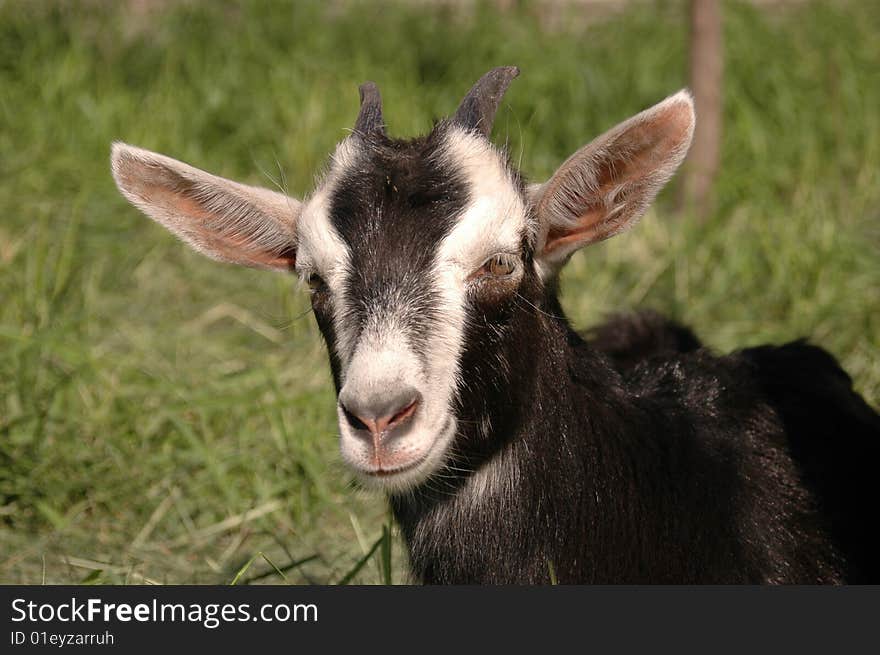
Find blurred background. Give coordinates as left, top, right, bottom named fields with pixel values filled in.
left=1, top=0, right=878, bottom=584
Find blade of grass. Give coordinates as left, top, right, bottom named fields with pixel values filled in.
left=243, top=554, right=320, bottom=585
left=337, top=534, right=383, bottom=586
left=381, top=523, right=392, bottom=585
left=229, top=551, right=289, bottom=585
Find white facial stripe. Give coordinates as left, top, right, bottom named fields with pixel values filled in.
left=296, top=138, right=359, bottom=364
left=426, top=128, right=528, bottom=410
left=343, top=322, right=422, bottom=391
left=439, top=128, right=528, bottom=272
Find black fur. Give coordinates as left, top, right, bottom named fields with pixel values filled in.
left=587, top=309, right=701, bottom=370
left=312, top=116, right=879, bottom=585
left=391, top=303, right=879, bottom=583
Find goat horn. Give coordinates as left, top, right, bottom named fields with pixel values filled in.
left=354, top=81, right=385, bottom=136
left=452, top=66, right=520, bottom=137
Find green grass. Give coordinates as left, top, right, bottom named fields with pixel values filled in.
left=1, top=0, right=878, bottom=584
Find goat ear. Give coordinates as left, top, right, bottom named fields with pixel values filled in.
left=111, top=142, right=300, bottom=272
left=531, top=91, right=694, bottom=277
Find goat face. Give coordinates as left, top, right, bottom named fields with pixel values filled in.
left=298, top=122, right=537, bottom=490
left=111, top=67, right=694, bottom=492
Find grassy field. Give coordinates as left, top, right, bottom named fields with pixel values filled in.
left=1, top=0, right=878, bottom=584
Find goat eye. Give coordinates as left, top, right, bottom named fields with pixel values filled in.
left=481, top=253, right=517, bottom=278
left=489, top=255, right=516, bottom=276
left=306, top=272, right=327, bottom=293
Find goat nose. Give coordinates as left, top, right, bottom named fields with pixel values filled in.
left=339, top=386, right=421, bottom=440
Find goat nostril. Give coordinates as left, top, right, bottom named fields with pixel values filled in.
left=342, top=405, right=370, bottom=433
left=389, top=399, right=418, bottom=427
left=340, top=392, right=421, bottom=440
left=373, top=397, right=419, bottom=435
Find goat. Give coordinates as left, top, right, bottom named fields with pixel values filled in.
left=111, top=67, right=879, bottom=584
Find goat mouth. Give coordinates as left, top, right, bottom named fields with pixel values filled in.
left=362, top=453, right=428, bottom=478
left=349, top=417, right=457, bottom=488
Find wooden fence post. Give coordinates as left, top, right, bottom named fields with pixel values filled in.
left=680, top=0, right=723, bottom=219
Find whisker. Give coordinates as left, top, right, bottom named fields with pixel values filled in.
left=514, top=291, right=567, bottom=321
left=275, top=306, right=315, bottom=331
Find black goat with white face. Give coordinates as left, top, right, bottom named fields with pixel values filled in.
left=112, top=68, right=879, bottom=583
